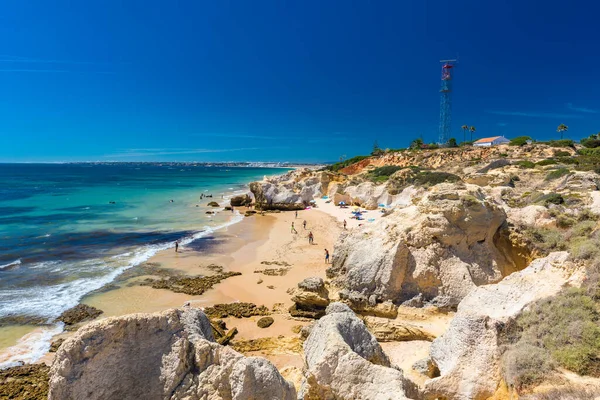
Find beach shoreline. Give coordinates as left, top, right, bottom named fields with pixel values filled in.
left=1, top=184, right=344, bottom=369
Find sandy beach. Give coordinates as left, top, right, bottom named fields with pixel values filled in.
left=18, top=204, right=341, bottom=369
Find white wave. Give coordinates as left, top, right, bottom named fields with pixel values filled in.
left=0, top=211, right=245, bottom=366
left=0, top=259, right=21, bottom=270
left=0, top=323, right=63, bottom=369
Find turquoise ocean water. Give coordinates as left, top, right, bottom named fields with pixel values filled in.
left=0, top=163, right=286, bottom=366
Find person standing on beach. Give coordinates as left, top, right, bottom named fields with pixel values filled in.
left=324, top=248, right=330, bottom=263
left=303, top=220, right=307, bottom=229
left=175, top=241, right=179, bottom=253
left=343, top=219, right=347, bottom=230
left=308, top=231, right=314, bottom=244
left=291, top=222, right=297, bottom=234
left=295, top=210, right=298, bottom=219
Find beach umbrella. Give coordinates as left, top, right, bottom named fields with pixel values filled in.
left=309, top=199, right=316, bottom=204
left=352, top=205, right=360, bottom=211
left=339, top=201, right=346, bottom=205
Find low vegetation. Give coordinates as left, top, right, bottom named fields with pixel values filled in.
left=516, top=160, right=535, bottom=169
left=501, top=287, right=600, bottom=390
left=547, top=139, right=574, bottom=148
left=366, top=165, right=404, bottom=182
left=580, top=133, right=600, bottom=149
left=545, top=167, right=570, bottom=181
left=535, top=158, right=557, bottom=166
left=510, top=136, right=532, bottom=146
left=386, top=166, right=461, bottom=194
left=327, top=155, right=370, bottom=172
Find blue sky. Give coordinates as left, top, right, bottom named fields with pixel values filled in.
left=1, top=1, right=599, bottom=163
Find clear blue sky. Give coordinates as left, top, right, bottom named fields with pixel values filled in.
left=1, top=1, right=599, bottom=163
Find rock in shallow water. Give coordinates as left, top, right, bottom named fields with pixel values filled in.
left=56, top=304, right=103, bottom=326
left=48, top=308, right=295, bottom=400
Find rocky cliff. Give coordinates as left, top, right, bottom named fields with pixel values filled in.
left=48, top=308, right=296, bottom=400
left=424, top=252, right=581, bottom=400
left=327, top=183, right=519, bottom=308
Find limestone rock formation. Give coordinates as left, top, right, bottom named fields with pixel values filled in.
left=249, top=169, right=321, bottom=210
left=362, top=316, right=436, bottom=342
left=424, top=252, right=578, bottom=400
left=289, top=277, right=330, bottom=319
left=463, top=172, right=511, bottom=187
left=230, top=194, right=252, bottom=207
left=328, top=184, right=519, bottom=308
left=56, top=304, right=103, bottom=326
left=299, top=302, right=413, bottom=400
left=49, top=308, right=295, bottom=400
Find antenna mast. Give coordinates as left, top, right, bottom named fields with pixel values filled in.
left=438, top=59, right=457, bottom=145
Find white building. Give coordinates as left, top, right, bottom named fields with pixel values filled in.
left=472, top=136, right=510, bottom=147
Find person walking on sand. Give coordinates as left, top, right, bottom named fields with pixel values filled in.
left=308, top=231, right=314, bottom=244
left=175, top=241, right=179, bottom=253
left=303, top=220, right=307, bottom=229
left=291, top=222, right=297, bottom=234
left=343, top=219, right=347, bottom=230
left=324, top=248, right=330, bottom=264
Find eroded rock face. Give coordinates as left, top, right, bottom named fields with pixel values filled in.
left=300, top=302, right=413, bottom=400
left=230, top=194, right=252, bottom=207
left=424, top=252, right=577, bottom=400
left=249, top=169, right=325, bottom=211
left=463, top=172, right=511, bottom=187
left=363, top=316, right=436, bottom=342
left=328, top=184, right=518, bottom=308
left=49, top=308, right=295, bottom=400
left=289, top=277, right=330, bottom=319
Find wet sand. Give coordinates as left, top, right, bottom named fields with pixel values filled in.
left=86, top=206, right=339, bottom=315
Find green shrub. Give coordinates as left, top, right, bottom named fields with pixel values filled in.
left=502, top=288, right=600, bottom=387
left=516, top=160, right=535, bottom=169
left=501, top=343, right=555, bottom=390
left=510, top=136, right=532, bottom=146
left=578, top=148, right=600, bottom=156
left=556, top=156, right=579, bottom=165
left=534, top=192, right=564, bottom=206
left=545, top=168, right=570, bottom=181
left=548, top=139, right=575, bottom=148
left=520, top=288, right=600, bottom=376
left=581, top=138, right=600, bottom=148
left=412, top=171, right=460, bottom=186
left=554, top=150, right=571, bottom=157
left=536, top=159, right=557, bottom=166
left=327, top=155, right=370, bottom=172
left=571, top=220, right=597, bottom=237
left=367, top=165, right=404, bottom=182
left=569, top=237, right=600, bottom=260
left=522, top=226, right=566, bottom=252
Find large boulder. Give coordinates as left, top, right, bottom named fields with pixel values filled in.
left=328, top=184, right=518, bottom=308
left=230, top=194, right=252, bottom=207
left=289, top=277, right=330, bottom=319
left=249, top=169, right=345, bottom=211
left=299, top=302, right=413, bottom=400
left=48, top=308, right=295, bottom=400
left=424, top=252, right=578, bottom=400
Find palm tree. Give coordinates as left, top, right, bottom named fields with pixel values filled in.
left=469, top=126, right=476, bottom=142
left=461, top=125, right=468, bottom=143
left=557, top=124, right=568, bottom=140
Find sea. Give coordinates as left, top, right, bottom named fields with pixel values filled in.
left=0, top=163, right=287, bottom=368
